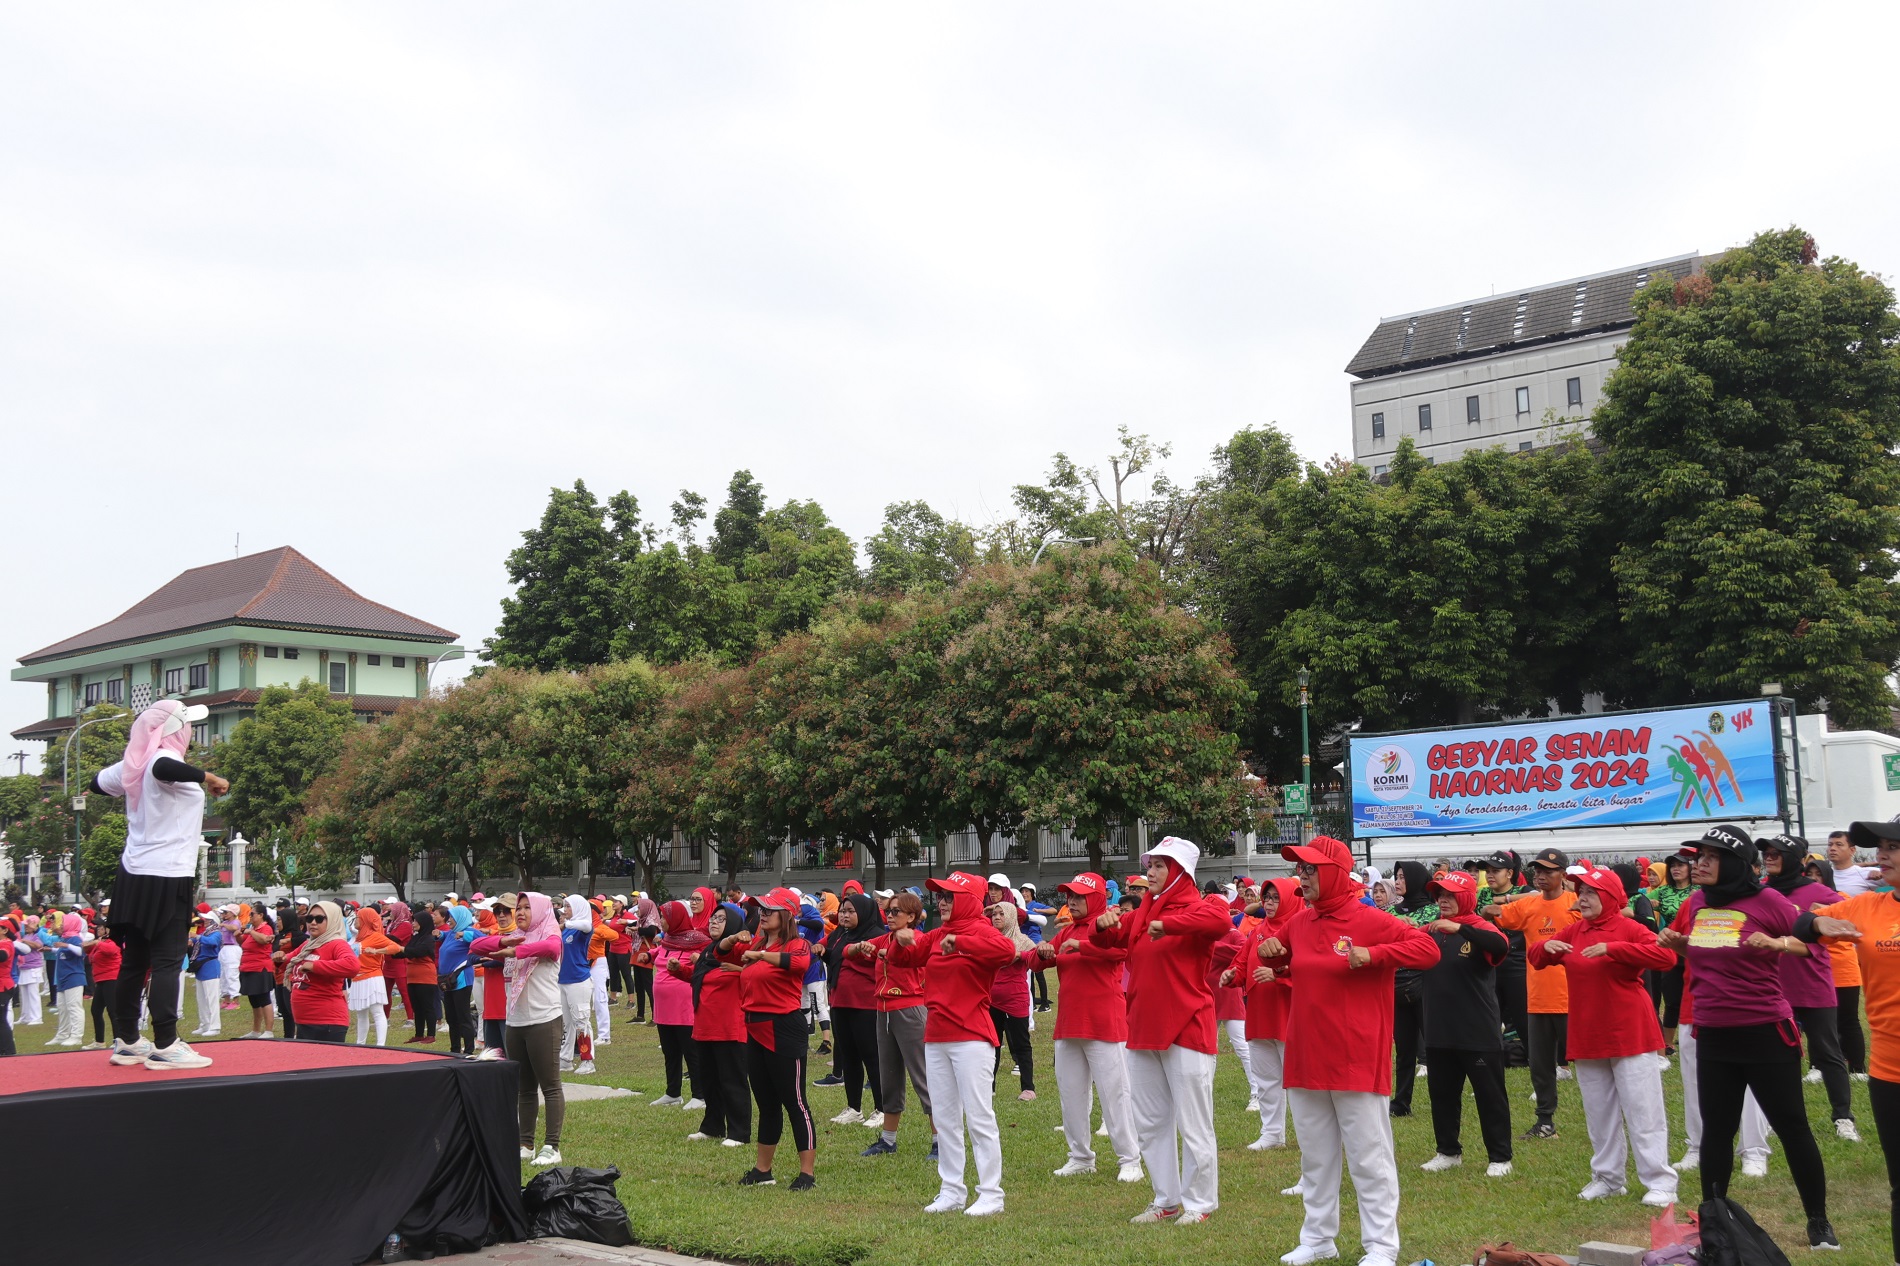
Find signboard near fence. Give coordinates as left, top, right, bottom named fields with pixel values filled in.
left=1350, top=700, right=1781, bottom=839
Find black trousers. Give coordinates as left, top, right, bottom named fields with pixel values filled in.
left=1836, top=986, right=1867, bottom=1076
left=110, top=902, right=191, bottom=1050
left=276, top=985, right=298, bottom=1039
left=90, top=980, right=118, bottom=1044
left=1032, top=971, right=1050, bottom=1008
left=443, top=984, right=474, bottom=1055
left=1794, top=1003, right=1852, bottom=1122
left=0, top=987, right=14, bottom=1055
left=631, top=967, right=653, bottom=1019
left=698, top=1038, right=752, bottom=1142
left=1868, top=1075, right=1900, bottom=1262
left=658, top=1022, right=700, bottom=1099
left=1528, top=1013, right=1568, bottom=1122
left=606, top=955, right=634, bottom=997
left=831, top=1005, right=881, bottom=1114
left=1392, top=984, right=1423, bottom=1111
left=1426, top=1046, right=1513, bottom=1162
left=302, top=1023, right=347, bottom=1043
left=1659, top=961, right=1686, bottom=1030
left=748, top=1011, right=813, bottom=1151
left=1698, top=1023, right=1827, bottom=1220
left=409, top=983, right=441, bottom=1039
left=1495, top=959, right=1527, bottom=1049
left=990, top=1008, right=1035, bottom=1092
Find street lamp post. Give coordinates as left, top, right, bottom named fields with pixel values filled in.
left=425, top=648, right=468, bottom=689
left=1297, top=666, right=1312, bottom=834
left=1030, top=536, right=1097, bottom=566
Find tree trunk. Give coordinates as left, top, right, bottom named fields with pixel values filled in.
left=868, top=829, right=887, bottom=890
left=639, top=839, right=662, bottom=900
left=1086, top=836, right=1106, bottom=876
left=976, top=823, right=993, bottom=875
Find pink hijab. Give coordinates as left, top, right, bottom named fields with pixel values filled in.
left=62, top=913, right=85, bottom=938
left=505, top=892, right=559, bottom=1013
left=121, top=700, right=193, bottom=815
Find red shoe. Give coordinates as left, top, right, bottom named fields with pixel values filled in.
left=422, top=1036, right=437, bottom=1044
left=404, top=1034, right=425, bottom=1044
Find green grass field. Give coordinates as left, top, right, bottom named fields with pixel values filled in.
left=146, top=986, right=1894, bottom=1266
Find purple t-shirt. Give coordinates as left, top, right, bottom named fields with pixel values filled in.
left=1683, top=887, right=1799, bottom=1030
left=1771, top=880, right=1839, bottom=1008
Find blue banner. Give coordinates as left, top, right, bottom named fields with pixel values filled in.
left=1349, top=701, right=1781, bottom=838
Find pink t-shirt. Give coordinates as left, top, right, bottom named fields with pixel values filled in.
left=1683, top=887, right=1799, bottom=1030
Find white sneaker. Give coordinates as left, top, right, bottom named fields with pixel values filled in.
left=680, top=1098, right=704, bottom=1111
left=1053, top=1159, right=1096, bottom=1177
left=1853, top=1072, right=1870, bottom=1082
left=1130, top=1204, right=1182, bottom=1224
left=520, top=1146, right=534, bottom=1160
left=831, top=1107, right=864, bottom=1125
left=1486, top=1162, right=1513, bottom=1177
left=1280, top=1182, right=1304, bottom=1197
left=1175, top=1211, right=1212, bottom=1226
left=1655, top=1056, right=1671, bottom=1071
left=1095, top=1123, right=1110, bottom=1137
left=923, top=1193, right=962, bottom=1214
left=1676, top=1147, right=1700, bottom=1170
left=721, top=1138, right=744, bottom=1147
left=651, top=1094, right=682, bottom=1107
left=57, top=1038, right=82, bottom=1047
left=1741, top=1150, right=1769, bottom=1178
left=1246, top=1096, right=1260, bottom=1112
left=1641, top=1189, right=1677, bottom=1208
left=1279, top=1245, right=1338, bottom=1265
left=1420, top=1153, right=1463, bottom=1172
left=965, top=1197, right=1004, bottom=1217
left=575, top=1061, right=596, bottom=1076
left=1578, top=1179, right=1626, bottom=1200
left=1556, top=1066, right=1573, bottom=1081
left=1416, top=1063, right=1428, bottom=1077
left=1117, top=1161, right=1144, bottom=1183
left=1249, top=1135, right=1286, bottom=1151
left=1356, top=1256, right=1398, bottom=1266
left=144, top=1040, right=213, bottom=1070
left=1835, top=1119, right=1861, bottom=1142
left=687, top=1132, right=712, bottom=1142
left=531, top=1145, right=561, bottom=1165
left=1806, top=1068, right=1825, bottom=1084
left=862, top=1112, right=885, bottom=1130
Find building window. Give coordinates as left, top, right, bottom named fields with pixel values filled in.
left=105, top=678, right=123, bottom=704
left=329, top=662, right=347, bottom=693
left=84, top=682, right=102, bottom=706
left=191, top=722, right=209, bottom=747
left=367, top=654, right=381, bottom=666
left=1515, top=386, right=1530, bottom=415
left=1417, top=403, right=1432, bottom=431
left=1466, top=395, right=1480, bottom=424
left=163, top=667, right=185, bottom=693
left=1519, top=441, right=1534, bottom=452
left=1567, top=376, right=1583, bottom=407
left=263, top=646, right=278, bottom=658
left=1370, top=412, right=1385, bottom=439
left=283, top=648, right=299, bottom=660
left=392, top=656, right=406, bottom=668
left=1373, top=464, right=1389, bottom=477
left=188, top=663, right=208, bottom=690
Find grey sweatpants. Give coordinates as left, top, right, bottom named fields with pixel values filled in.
left=876, top=1006, right=931, bottom=1116
left=506, top=1018, right=565, bottom=1149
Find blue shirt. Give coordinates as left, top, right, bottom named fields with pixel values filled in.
left=189, top=932, right=222, bottom=981
left=51, top=936, right=87, bottom=990
left=558, top=926, right=592, bottom=985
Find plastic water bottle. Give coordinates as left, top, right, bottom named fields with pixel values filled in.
left=380, top=1233, right=403, bottom=1262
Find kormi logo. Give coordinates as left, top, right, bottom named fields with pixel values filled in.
left=1367, top=745, right=1415, bottom=803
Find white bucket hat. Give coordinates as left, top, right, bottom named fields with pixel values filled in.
left=1141, top=835, right=1201, bottom=882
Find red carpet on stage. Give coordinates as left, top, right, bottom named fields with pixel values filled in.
left=0, top=1037, right=443, bottom=1096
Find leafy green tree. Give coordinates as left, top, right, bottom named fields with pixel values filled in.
left=997, top=428, right=1204, bottom=580
left=299, top=718, right=414, bottom=897
left=15, top=705, right=138, bottom=882
left=0, top=773, right=40, bottom=829
left=1594, top=228, right=1900, bottom=725
left=710, top=471, right=768, bottom=566
left=78, top=812, right=128, bottom=895
left=482, top=480, right=639, bottom=670
left=865, top=501, right=976, bottom=594
left=742, top=500, right=859, bottom=645
left=209, top=681, right=355, bottom=884
left=615, top=542, right=747, bottom=665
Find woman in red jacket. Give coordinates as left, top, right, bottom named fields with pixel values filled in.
left=1036, top=872, right=1142, bottom=1182
left=679, top=901, right=750, bottom=1147
left=1268, top=836, right=1439, bottom=1266
left=887, top=871, right=1017, bottom=1217
left=281, top=901, right=362, bottom=1043
left=1530, top=864, right=1678, bottom=1207
left=858, top=892, right=931, bottom=1157
left=84, top=930, right=123, bottom=1050
left=1090, top=837, right=1233, bottom=1226
left=1227, top=877, right=1304, bottom=1151
left=737, top=887, right=818, bottom=1190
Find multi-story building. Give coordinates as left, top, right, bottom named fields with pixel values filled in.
left=10, top=546, right=461, bottom=749
left=1346, top=253, right=1705, bottom=473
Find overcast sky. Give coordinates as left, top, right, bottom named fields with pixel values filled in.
left=7, top=1, right=1899, bottom=740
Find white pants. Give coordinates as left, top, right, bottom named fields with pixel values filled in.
left=53, top=985, right=85, bottom=1043
left=590, top=959, right=611, bottom=1045
left=17, top=969, right=43, bottom=1025
left=1250, top=1038, right=1289, bottom=1143
left=1055, top=1039, right=1141, bottom=1167
left=195, top=976, right=222, bottom=1034
left=218, top=944, right=242, bottom=999
left=1680, top=1029, right=1770, bottom=1155
left=561, top=980, right=595, bottom=1063
left=806, top=978, right=830, bottom=1028
left=1576, top=1055, right=1676, bottom=1197
left=1224, top=1018, right=1254, bottom=1083
left=926, top=1040, right=1003, bottom=1205
left=1289, top=1087, right=1401, bottom=1261
left=1126, top=1044, right=1219, bottom=1214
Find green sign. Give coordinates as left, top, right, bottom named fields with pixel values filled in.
left=1282, top=784, right=1310, bottom=814
left=1884, top=753, right=1900, bottom=792
left=283, top=854, right=299, bottom=877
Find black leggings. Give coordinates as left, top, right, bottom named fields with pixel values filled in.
left=1869, top=1075, right=1900, bottom=1262
left=607, top=955, right=634, bottom=997
left=1659, top=961, right=1686, bottom=1030
left=1494, top=956, right=1527, bottom=1047
left=409, top=983, right=441, bottom=1039
left=748, top=1011, right=813, bottom=1151
left=91, top=980, right=118, bottom=1044
left=1795, top=1003, right=1853, bottom=1122
left=990, top=1008, right=1035, bottom=1092
left=110, top=893, right=191, bottom=1049
left=631, top=967, right=653, bottom=1019
left=0, top=987, right=15, bottom=1055
left=277, top=985, right=298, bottom=1039
left=443, top=984, right=474, bottom=1055
left=699, top=1038, right=752, bottom=1142
left=1698, top=1023, right=1827, bottom=1220
left=831, top=1006, right=881, bottom=1113
left=1032, top=970, right=1050, bottom=1008
left=1837, top=986, right=1867, bottom=1075
left=1427, top=1046, right=1513, bottom=1163
left=658, top=1022, right=700, bottom=1099
left=1392, top=984, right=1423, bottom=1111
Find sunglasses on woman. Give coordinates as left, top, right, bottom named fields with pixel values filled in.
left=305, top=914, right=328, bottom=924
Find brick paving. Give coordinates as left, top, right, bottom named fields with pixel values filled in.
left=432, top=1239, right=721, bottom=1266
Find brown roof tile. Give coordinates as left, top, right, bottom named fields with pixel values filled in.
left=10, top=689, right=420, bottom=742
left=20, top=548, right=456, bottom=664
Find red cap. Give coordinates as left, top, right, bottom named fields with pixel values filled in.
left=757, top=887, right=801, bottom=913
left=925, top=871, right=986, bottom=898
left=1565, top=862, right=1626, bottom=910
left=195, top=902, right=212, bottom=914
left=1429, top=871, right=1477, bottom=900
left=1056, top=873, right=1104, bottom=898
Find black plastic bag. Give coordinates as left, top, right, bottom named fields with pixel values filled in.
left=522, top=1166, right=633, bottom=1247
left=1696, top=1196, right=1792, bottom=1266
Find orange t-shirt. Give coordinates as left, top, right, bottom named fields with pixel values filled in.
left=1497, top=890, right=1581, bottom=1014
left=1825, top=891, right=1900, bottom=1081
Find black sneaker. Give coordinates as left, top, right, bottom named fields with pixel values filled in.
left=860, top=1139, right=897, bottom=1157
left=789, top=1173, right=816, bottom=1191
left=1389, top=1103, right=1411, bottom=1118
left=812, top=1073, right=845, bottom=1088
left=739, top=1168, right=776, bottom=1186
left=1522, top=1121, right=1557, bottom=1140
left=1807, top=1217, right=1840, bottom=1251
left=817, top=1040, right=832, bottom=1056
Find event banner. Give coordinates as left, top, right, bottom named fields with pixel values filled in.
left=1350, top=701, right=1781, bottom=838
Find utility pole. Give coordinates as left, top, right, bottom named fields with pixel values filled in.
left=1298, top=666, right=1312, bottom=840
left=8, top=751, right=26, bottom=776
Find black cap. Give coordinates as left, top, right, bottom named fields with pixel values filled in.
left=1695, top=824, right=1755, bottom=856
left=1848, top=820, right=1900, bottom=850
left=1476, top=851, right=1516, bottom=871
left=1760, top=833, right=1810, bottom=861
left=1529, top=847, right=1569, bottom=870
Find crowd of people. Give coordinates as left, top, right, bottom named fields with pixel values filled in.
left=8, top=699, right=1900, bottom=1264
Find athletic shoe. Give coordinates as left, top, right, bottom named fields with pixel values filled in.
left=1835, top=1119, right=1860, bottom=1142
left=1280, top=1182, right=1304, bottom=1197
left=1018, top=1089, right=1036, bottom=1102
left=687, top=1132, right=712, bottom=1142
left=680, top=1098, right=704, bottom=1111
left=1420, top=1153, right=1462, bottom=1172
left=922, top=1193, right=961, bottom=1213
left=144, top=1040, right=212, bottom=1070
left=1805, top=1068, right=1824, bottom=1084
left=1117, top=1162, right=1144, bottom=1183
left=1011, top=1065, right=1020, bottom=1075
left=1415, top=1063, right=1427, bottom=1077
left=1556, top=1066, right=1573, bottom=1080
left=789, top=1173, right=816, bottom=1192
left=721, top=1138, right=744, bottom=1148
left=651, top=1094, right=682, bottom=1106
left=925, top=1141, right=939, bottom=1162
left=1246, top=1096, right=1260, bottom=1112
left=1676, top=1148, right=1700, bottom=1170
left=817, top=1040, right=832, bottom=1056
left=1741, top=1151, right=1769, bottom=1178
left=575, top=1062, right=597, bottom=1076
left=1095, top=1123, right=1110, bottom=1137
left=1053, top=1160, right=1096, bottom=1177
left=110, top=1038, right=153, bottom=1065
left=1175, top=1211, right=1212, bottom=1226
left=1357, top=1256, right=1397, bottom=1266
left=862, top=1112, right=885, bottom=1129
left=256, top=1031, right=277, bottom=1040
left=1578, top=1179, right=1627, bottom=1200
left=1655, top=1056, right=1671, bottom=1072
left=519, top=1147, right=534, bottom=1160
left=531, top=1146, right=561, bottom=1166
left=739, top=1169, right=775, bottom=1187
left=79, top=1041, right=107, bottom=1051
left=964, top=1197, right=1003, bottom=1217
left=405, top=1034, right=426, bottom=1044
left=1387, top=1103, right=1410, bottom=1117
left=861, top=1139, right=898, bottom=1157
left=1130, top=1204, right=1181, bottom=1224
left=596, top=1038, right=611, bottom=1046
left=831, top=1107, right=865, bottom=1125
left=1641, top=1189, right=1677, bottom=1208
left=1807, top=1217, right=1840, bottom=1251
left=1249, top=1135, right=1286, bottom=1151
left=1852, top=1072, right=1869, bottom=1082
left=1486, top=1162, right=1513, bottom=1177
left=1523, top=1121, right=1557, bottom=1140
left=57, top=1038, right=81, bottom=1047
left=812, top=1073, right=845, bottom=1088
left=1278, top=1245, right=1338, bottom=1265
left=559, top=1061, right=574, bottom=1073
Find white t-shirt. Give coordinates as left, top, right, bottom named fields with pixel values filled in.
left=95, top=757, right=205, bottom=878
left=504, top=953, right=563, bottom=1028
left=1834, top=863, right=1880, bottom=896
